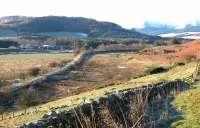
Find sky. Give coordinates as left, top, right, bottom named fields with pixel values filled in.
left=0, top=0, right=200, bottom=28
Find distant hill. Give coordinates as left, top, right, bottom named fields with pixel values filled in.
left=0, top=16, right=28, bottom=24
left=136, top=21, right=200, bottom=39
left=136, top=21, right=177, bottom=35
left=0, top=16, right=158, bottom=39
left=179, top=23, right=200, bottom=32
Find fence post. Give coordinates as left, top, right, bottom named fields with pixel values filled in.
left=1, top=113, right=3, bottom=120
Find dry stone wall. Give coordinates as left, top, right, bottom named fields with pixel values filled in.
left=13, top=49, right=138, bottom=90
left=21, top=80, right=189, bottom=128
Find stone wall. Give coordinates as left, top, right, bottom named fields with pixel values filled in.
left=22, top=80, right=189, bottom=128
left=13, top=49, right=138, bottom=90
left=12, top=51, right=92, bottom=91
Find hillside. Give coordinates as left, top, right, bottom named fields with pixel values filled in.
left=136, top=21, right=200, bottom=39
left=0, top=16, right=158, bottom=39
left=160, top=32, right=200, bottom=39
left=0, top=62, right=196, bottom=127
left=0, top=16, right=28, bottom=25
left=136, top=21, right=177, bottom=35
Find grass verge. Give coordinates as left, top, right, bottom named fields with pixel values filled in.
left=171, top=78, right=200, bottom=128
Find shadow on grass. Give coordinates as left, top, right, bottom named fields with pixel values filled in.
left=149, top=96, right=184, bottom=128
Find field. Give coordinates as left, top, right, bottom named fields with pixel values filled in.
left=143, top=40, right=200, bottom=62
left=1, top=40, right=200, bottom=127
left=0, top=62, right=196, bottom=128
left=19, top=52, right=172, bottom=107
left=67, top=52, right=169, bottom=87
left=0, top=53, right=75, bottom=89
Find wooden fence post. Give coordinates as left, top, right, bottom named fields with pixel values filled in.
left=1, top=113, right=3, bottom=120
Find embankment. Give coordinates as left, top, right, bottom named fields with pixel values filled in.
left=22, top=80, right=189, bottom=128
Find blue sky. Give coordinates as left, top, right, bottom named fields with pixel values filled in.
left=0, top=0, right=200, bottom=28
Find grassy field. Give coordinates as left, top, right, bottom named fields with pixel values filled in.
left=21, top=52, right=171, bottom=107
left=171, top=77, right=200, bottom=128
left=0, top=41, right=199, bottom=127
left=0, top=53, right=75, bottom=87
left=0, top=62, right=196, bottom=128
left=66, top=52, right=171, bottom=88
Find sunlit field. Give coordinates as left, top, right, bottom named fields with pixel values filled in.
left=0, top=53, right=75, bottom=84
left=0, top=62, right=196, bottom=128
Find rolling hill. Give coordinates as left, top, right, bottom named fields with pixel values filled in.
left=0, top=16, right=159, bottom=39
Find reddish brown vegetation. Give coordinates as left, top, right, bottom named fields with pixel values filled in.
left=142, top=40, right=200, bottom=63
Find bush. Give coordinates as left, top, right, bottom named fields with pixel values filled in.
left=28, top=67, right=41, bottom=76
left=60, top=60, right=69, bottom=66
left=184, top=55, right=197, bottom=62
left=144, top=66, right=168, bottom=75
left=0, top=106, right=4, bottom=114
left=174, top=62, right=185, bottom=66
left=49, top=62, right=59, bottom=67
left=0, top=40, right=19, bottom=48
left=171, top=38, right=180, bottom=44
left=18, top=91, right=39, bottom=108
left=0, top=91, right=14, bottom=107
left=154, top=41, right=167, bottom=46
left=85, top=39, right=100, bottom=49
left=19, top=72, right=27, bottom=79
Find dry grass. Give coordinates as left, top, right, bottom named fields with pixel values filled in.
left=85, top=53, right=170, bottom=84
left=0, top=62, right=196, bottom=128
left=30, top=52, right=170, bottom=106
left=143, top=40, right=200, bottom=63
left=1, top=41, right=199, bottom=127
left=0, top=53, right=74, bottom=82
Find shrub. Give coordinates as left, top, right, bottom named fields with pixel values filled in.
left=17, top=91, right=39, bottom=108
left=144, top=66, right=168, bottom=75
left=0, top=91, right=14, bottom=107
left=184, top=55, right=197, bottom=62
left=0, top=40, right=19, bottom=48
left=0, top=81, right=3, bottom=87
left=59, top=60, right=69, bottom=66
left=49, top=62, right=59, bottom=67
left=174, top=62, right=185, bottom=66
left=85, top=39, right=100, bottom=49
left=171, top=38, right=181, bottom=45
left=154, top=41, right=167, bottom=46
left=0, top=106, right=4, bottom=115
left=28, top=67, right=41, bottom=76
left=19, top=72, right=27, bottom=79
